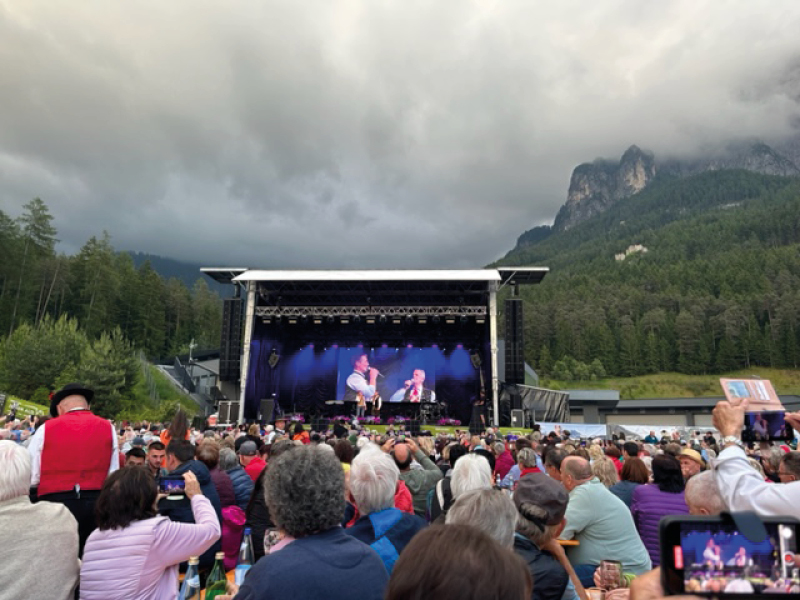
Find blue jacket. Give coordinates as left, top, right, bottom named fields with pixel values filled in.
left=514, top=533, right=569, bottom=600
left=345, top=507, right=426, bottom=572
left=235, top=527, right=388, bottom=600
left=158, top=459, right=222, bottom=569
left=226, top=465, right=254, bottom=510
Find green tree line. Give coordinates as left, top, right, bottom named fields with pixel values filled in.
left=498, top=170, right=800, bottom=379
left=0, top=198, right=223, bottom=415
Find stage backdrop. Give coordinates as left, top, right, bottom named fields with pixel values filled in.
left=245, top=339, right=482, bottom=423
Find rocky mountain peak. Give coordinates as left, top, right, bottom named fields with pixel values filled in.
left=553, top=145, right=656, bottom=232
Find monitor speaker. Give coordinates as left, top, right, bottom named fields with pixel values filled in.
left=259, top=398, right=275, bottom=422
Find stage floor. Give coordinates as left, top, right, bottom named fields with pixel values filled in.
left=320, top=423, right=535, bottom=437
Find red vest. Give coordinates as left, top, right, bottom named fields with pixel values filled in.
left=39, top=410, right=113, bottom=496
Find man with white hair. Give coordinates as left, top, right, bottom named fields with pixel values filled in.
left=685, top=470, right=726, bottom=515
left=0, top=441, right=80, bottom=599
left=345, top=445, right=426, bottom=572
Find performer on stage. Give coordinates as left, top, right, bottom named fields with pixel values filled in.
left=344, top=353, right=379, bottom=418
left=27, top=383, right=119, bottom=556
left=389, top=369, right=435, bottom=403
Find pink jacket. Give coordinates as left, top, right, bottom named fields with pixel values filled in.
left=80, top=495, right=220, bottom=600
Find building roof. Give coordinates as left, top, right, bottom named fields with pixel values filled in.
left=200, top=268, right=249, bottom=285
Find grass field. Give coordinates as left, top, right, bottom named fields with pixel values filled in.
left=542, top=368, right=800, bottom=399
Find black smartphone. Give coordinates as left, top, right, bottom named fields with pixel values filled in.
left=742, top=411, right=794, bottom=443
left=661, top=515, right=800, bottom=597
left=159, top=476, right=186, bottom=495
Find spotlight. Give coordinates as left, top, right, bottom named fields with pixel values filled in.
left=418, top=316, right=427, bottom=325
left=353, top=315, right=361, bottom=324
left=392, top=316, right=402, bottom=325
left=460, top=315, right=468, bottom=324
left=366, top=316, right=376, bottom=325
left=445, top=316, right=455, bottom=325
left=405, top=315, right=413, bottom=325
left=432, top=316, right=441, bottom=325
left=288, top=317, right=298, bottom=325
left=313, top=317, right=322, bottom=325
left=326, top=316, right=335, bottom=324
left=340, top=316, right=350, bottom=324
left=476, top=316, right=486, bottom=325
left=379, top=314, right=387, bottom=324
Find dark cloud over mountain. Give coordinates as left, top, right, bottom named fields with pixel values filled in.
left=1, top=1, right=800, bottom=268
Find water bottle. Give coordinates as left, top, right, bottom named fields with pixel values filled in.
left=178, top=556, right=200, bottom=600
left=204, top=552, right=228, bottom=599
left=235, top=527, right=255, bottom=585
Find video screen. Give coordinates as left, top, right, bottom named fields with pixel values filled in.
left=742, top=411, right=794, bottom=442
left=676, top=523, right=799, bottom=594
left=337, top=346, right=443, bottom=403
left=159, top=479, right=186, bottom=494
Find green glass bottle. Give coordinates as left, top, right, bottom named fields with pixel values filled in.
left=204, top=552, right=228, bottom=599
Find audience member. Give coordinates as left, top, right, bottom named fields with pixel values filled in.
left=197, top=440, right=236, bottom=508
left=220, top=446, right=254, bottom=510
left=779, top=451, right=800, bottom=483
left=428, top=443, right=467, bottom=520
left=147, top=441, right=167, bottom=482
left=630, top=454, right=689, bottom=566
left=238, top=441, right=267, bottom=482
left=609, top=457, right=649, bottom=507
left=126, top=446, right=147, bottom=466
left=158, top=439, right=222, bottom=570
left=245, top=439, right=294, bottom=562
left=446, top=488, right=517, bottom=547
left=0, top=441, right=80, bottom=600
left=592, top=456, right=620, bottom=488
left=544, top=446, right=568, bottom=483
left=386, top=525, right=532, bottom=600
left=623, top=441, right=640, bottom=461
left=391, top=437, right=442, bottom=518
left=27, top=383, right=119, bottom=555
left=233, top=445, right=389, bottom=600
left=678, top=448, right=704, bottom=481
left=235, top=423, right=264, bottom=453
left=494, top=440, right=515, bottom=480
left=684, top=470, right=726, bottom=515
left=513, top=472, right=571, bottom=600
left=712, top=401, right=800, bottom=516
left=80, top=467, right=219, bottom=599
left=346, top=446, right=426, bottom=572
left=560, top=456, right=651, bottom=587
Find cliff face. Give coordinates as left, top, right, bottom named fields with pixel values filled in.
left=552, top=139, right=800, bottom=233
left=553, top=145, right=656, bottom=232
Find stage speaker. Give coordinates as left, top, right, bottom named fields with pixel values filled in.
left=312, top=418, right=330, bottom=432
left=511, top=409, right=525, bottom=428
left=219, top=298, right=243, bottom=381
left=505, top=298, right=525, bottom=385
left=218, top=401, right=231, bottom=423
left=259, top=398, right=275, bottom=422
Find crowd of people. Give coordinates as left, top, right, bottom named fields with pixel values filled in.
left=2, top=382, right=800, bottom=599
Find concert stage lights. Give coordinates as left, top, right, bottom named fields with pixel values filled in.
left=418, top=316, right=427, bottom=324
left=445, top=316, right=455, bottom=325
left=366, top=316, right=376, bottom=325
left=340, top=317, right=350, bottom=324
left=313, top=317, right=322, bottom=325
left=392, top=316, right=402, bottom=325
left=379, top=315, right=387, bottom=324
left=288, top=317, right=298, bottom=325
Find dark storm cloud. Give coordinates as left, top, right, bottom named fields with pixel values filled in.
left=1, top=0, right=800, bottom=268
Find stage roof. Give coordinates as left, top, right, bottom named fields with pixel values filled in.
left=200, top=268, right=249, bottom=284
left=233, top=269, right=504, bottom=282
left=497, top=267, right=549, bottom=285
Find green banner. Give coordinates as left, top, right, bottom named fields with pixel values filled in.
left=1, top=393, right=48, bottom=417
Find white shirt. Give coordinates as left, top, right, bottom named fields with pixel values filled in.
left=346, top=371, right=375, bottom=400
left=714, top=445, right=800, bottom=517
left=389, top=385, right=436, bottom=403
left=28, top=409, right=120, bottom=486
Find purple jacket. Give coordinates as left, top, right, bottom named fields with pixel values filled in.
left=630, top=484, right=689, bottom=566
left=210, top=466, right=237, bottom=508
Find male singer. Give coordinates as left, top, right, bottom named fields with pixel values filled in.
left=390, top=369, right=435, bottom=403
left=344, top=353, right=379, bottom=417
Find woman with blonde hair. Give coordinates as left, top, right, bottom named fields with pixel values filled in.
left=592, top=456, right=619, bottom=488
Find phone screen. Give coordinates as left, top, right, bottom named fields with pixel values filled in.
left=742, top=411, right=793, bottom=442
left=667, top=521, right=799, bottom=595
left=159, top=477, right=186, bottom=495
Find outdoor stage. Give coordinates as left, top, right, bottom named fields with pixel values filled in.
left=203, top=268, right=551, bottom=426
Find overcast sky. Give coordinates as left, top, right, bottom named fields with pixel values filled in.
left=1, top=1, right=799, bottom=269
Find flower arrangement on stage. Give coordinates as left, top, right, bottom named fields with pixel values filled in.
left=437, top=418, right=461, bottom=426
left=332, top=415, right=351, bottom=422
left=387, top=416, right=407, bottom=425
left=360, top=416, right=381, bottom=424
left=284, top=414, right=305, bottom=423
